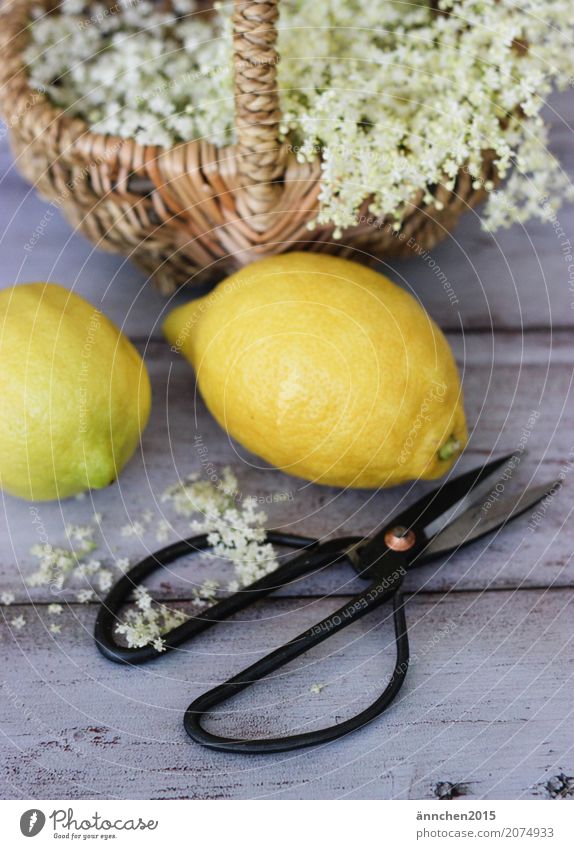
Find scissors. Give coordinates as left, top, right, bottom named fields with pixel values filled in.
left=95, top=454, right=554, bottom=754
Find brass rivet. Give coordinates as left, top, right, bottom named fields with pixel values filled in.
left=384, top=526, right=416, bottom=551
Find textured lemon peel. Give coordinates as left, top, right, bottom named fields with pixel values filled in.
left=163, top=254, right=468, bottom=488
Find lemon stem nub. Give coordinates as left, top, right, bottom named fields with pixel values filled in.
left=438, top=435, right=461, bottom=461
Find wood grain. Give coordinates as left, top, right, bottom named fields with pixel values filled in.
left=1, top=589, right=572, bottom=799
left=0, top=88, right=573, bottom=800
left=0, top=333, right=571, bottom=602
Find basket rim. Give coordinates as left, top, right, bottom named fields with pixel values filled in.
left=0, top=0, right=495, bottom=246
left=0, top=0, right=296, bottom=183
left=0, top=0, right=242, bottom=166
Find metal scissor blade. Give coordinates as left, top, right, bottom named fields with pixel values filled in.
left=423, top=458, right=518, bottom=540
left=355, top=453, right=518, bottom=574
left=419, top=480, right=557, bottom=562
left=396, top=452, right=517, bottom=536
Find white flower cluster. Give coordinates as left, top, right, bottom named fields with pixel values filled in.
left=161, top=465, right=279, bottom=587
left=160, top=465, right=237, bottom=517
left=5, top=466, right=281, bottom=647
left=27, top=524, right=121, bottom=604
left=115, top=586, right=188, bottom=652
left=114, top=468, right=282, bottom=650
left=28, top=528, right=96, bottom=590
left=24, top=0, right=574, bottom=231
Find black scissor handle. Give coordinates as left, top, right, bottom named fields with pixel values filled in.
left=184, top=580, right=409, bottom=754
left=95, top=531, right=361, bottom=664
left=95, top=531, right=409, bottom=754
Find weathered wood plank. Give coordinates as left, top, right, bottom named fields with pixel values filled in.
left=1, top=84, right=573, bottom=806
left=1, top=589, right=572, bottom=799
left=0, top=333, right=571, bottom=601
left=1, top=90, right=574, bottom=334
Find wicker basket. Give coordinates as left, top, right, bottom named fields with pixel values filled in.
left=0, top=0, right=496, bottom=293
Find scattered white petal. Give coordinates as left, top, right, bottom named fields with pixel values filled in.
left=76, top=589, right=95, bottom=603
left=28, top=543, right=80, bottom=588
left=155, top=519, right=172, bottom=543
left=192, top=579, right=220, bottom=605
left=121, top=521, right=146, bottom=538
left=97, top=569, right=114, bottom=593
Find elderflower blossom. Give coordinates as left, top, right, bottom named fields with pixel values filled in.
left=65, top=523, right=96, bottom=550
left=75, top=559, right=102, bottom=578
left=115, top=586, right=188, bottom=651
left=23, top=0, right=574, bottom=231
left=162, top=468, right=278, bottom=585
left=192, top=578, right=220, bottom=605
left=120, top=520, right=147, bottom=538
left=115, top=557, right=131, bottom=573
left=10, top=615, right=27, bottom=631
left=97, top=569, right=114, bottom=593
left=205, top=502, right=278, bottom=586
left=12, top=467, right=283, bottom=650
left=133, top=585, right=153, bottom=611
left=120, top=508, right=156, bottom=538
left=27, top=519, right=108, bottom=593
left=161, top=466, right=238, bottom=517
left=114, top=468, right=283, bottom=648
left=155, top=519, right=172, bottom=543
left=28, top=543, right=81, bottom=589
left=26, top=515, right=127, bottom=599
left=76, top=589, right=95, bottom=603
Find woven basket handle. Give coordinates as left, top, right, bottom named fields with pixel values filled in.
left=232, top=0, right=284, bottom=226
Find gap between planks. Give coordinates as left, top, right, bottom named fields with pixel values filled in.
left=5, top=584, right=573, bottom=611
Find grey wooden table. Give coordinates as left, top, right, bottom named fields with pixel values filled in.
left=1, top=92, right=573, bottom=801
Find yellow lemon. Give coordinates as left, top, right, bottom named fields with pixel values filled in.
left=0, top=283, right=151, bottom=501
left=164, top=254, right=467, bottom=488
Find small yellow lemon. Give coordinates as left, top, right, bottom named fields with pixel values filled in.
left=164, top=254, right=467, bottom=488
left=0, top=283, right=151, bottom=501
